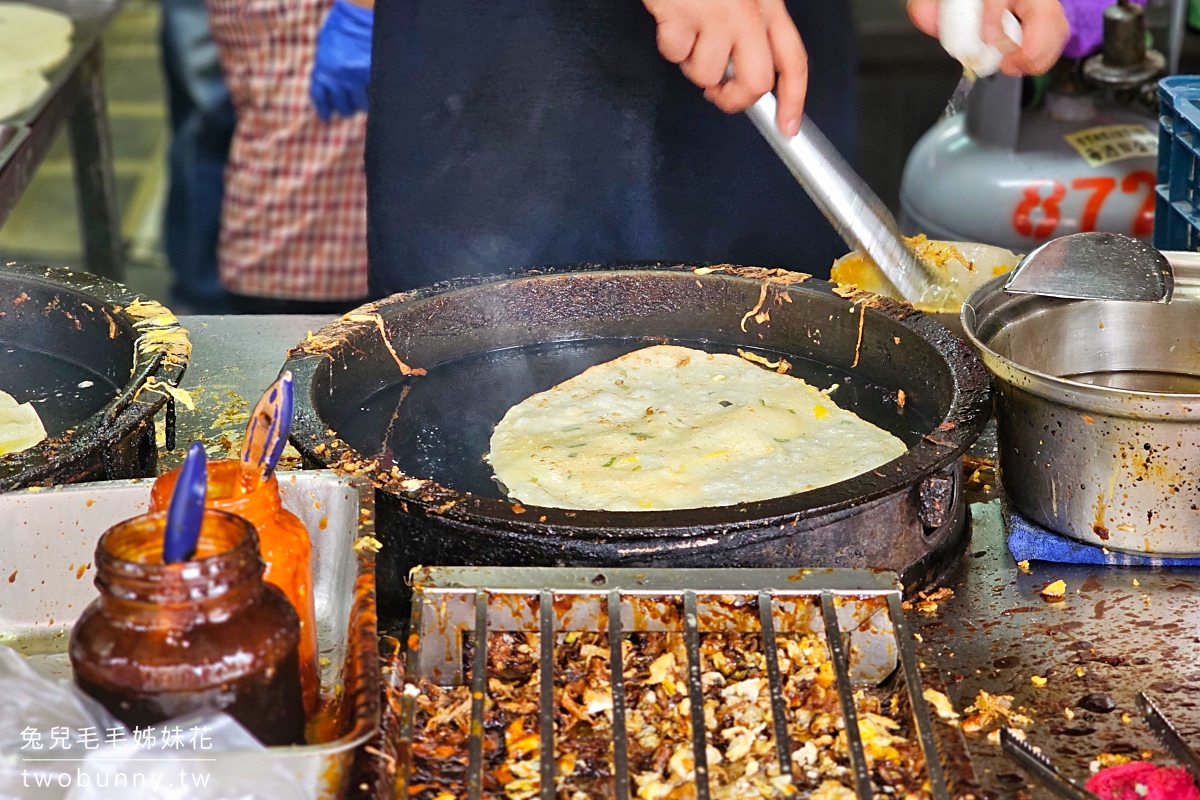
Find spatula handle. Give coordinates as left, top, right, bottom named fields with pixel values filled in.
left=744, top=94, right=944, bottom=304
left=163, top=442, right=207, bottom=564
left=241, top=371, right=295, bottom=482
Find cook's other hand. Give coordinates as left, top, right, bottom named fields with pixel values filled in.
left=310, top=0, right=374, bottom=122
left=642, top=0, right=807, bottom=137
left=907, top=0, right=1069, bottom=75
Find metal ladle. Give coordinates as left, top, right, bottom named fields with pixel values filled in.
left=744, top=93, right=949, bottom=304
left=1005, top=231, right=1175, bottom=302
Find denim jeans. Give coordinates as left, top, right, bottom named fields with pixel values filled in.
left=160, top=0, right=235, bottom=313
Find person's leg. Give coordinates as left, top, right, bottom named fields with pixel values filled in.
left=160, top=0, right=234, bottom=313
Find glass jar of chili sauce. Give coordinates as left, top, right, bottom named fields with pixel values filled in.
left=69, top=509, right=306, bottom=746
left=149, top=460, right=319, bottom=715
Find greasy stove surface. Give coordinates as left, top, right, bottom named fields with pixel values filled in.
left=924, top=500, right=1200, bottom=798
left=181, top=315, right=1200, bottom=799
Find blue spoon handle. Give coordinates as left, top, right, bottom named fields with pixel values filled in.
left=241, top=371, right=294, bottom=482
left=163, top=442, right=207, bottom=563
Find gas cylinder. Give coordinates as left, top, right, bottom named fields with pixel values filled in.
left=900, top=0, right=1164, bottom=251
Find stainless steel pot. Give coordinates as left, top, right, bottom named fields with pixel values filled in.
left=962, top=255, right=1200, bottom=555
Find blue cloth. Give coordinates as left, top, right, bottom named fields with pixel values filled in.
left=1005, top=507, right=1200, bottom=567
left=160, top=0, right=234, bottom=313
left=311, top=0, right=373, bottom=122
left=365, top=0, right=857, bottom=296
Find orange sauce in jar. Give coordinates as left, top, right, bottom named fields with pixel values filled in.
left=151, top=460, right=319, bottom=716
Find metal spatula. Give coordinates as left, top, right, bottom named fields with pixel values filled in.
left=241, top=370, right=294, bottom=485
left=1005, top=232, right=1174, bottom=302
left=745, top=93, right=949, bottom=304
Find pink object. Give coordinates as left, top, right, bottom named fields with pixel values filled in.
left=1085, top=761, right=1200, bottom=800
left=1061, top=0, right=1148, bottom=59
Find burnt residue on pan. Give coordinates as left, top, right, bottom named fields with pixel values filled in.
left=285, top=263, right=992, bottom=621
left=0, top=264, right=190, bottom=490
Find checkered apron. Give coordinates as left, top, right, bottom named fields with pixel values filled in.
left=207, top=0, right=368, bottom=301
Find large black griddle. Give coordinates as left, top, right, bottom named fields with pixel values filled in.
left=0, top=264, right=189, bottom=489
left=285, top=264, right=991, bottom=622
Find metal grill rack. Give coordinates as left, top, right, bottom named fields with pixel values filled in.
left=396, top=567, right=950, bottom=800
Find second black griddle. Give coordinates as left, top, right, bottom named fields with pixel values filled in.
left=0, top=264, right=190, bottom=489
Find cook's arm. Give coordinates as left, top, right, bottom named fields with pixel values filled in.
left=907, top=0, right=1069, bottom=75
left=641, top=0, right=808, bottom=137
left=310, top=0, right=375, bottom=122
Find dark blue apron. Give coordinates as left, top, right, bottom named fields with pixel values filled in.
left=366, top=0, right=856, bottom=296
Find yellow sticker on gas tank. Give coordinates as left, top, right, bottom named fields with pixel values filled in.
left=1064, top=124, right=1157, bottom=167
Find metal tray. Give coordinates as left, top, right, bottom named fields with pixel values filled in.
left=395, top=566, right=950, bottom=800
left=0, top=470, right=380, bottom=799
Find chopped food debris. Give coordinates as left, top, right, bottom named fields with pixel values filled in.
left=1064, top=708, right=1075, bottom=720
left=404, top=600, right=930, bottom=800
left=810, top=781, right=856, bottom=800
left=345, top=313, right=427, bottom=376
left=1041, top=580, right=1067, bottom=600
left=851, top=304, right=866, bottom=368
left=961, top=690, right=1032, bottom=735
left=922, top=689, right=959, bottom=722
left=136, top=376, right=195, bottom=411
left=722, top=267, right=809, bottom=332
left=1030, top=675, right=1047, bottom=687
left=351, top=536, right=383, bottom=554
left=735, top=348, right=792, bottom=374
left=903, top=587, right=953, bottom=615
left=1091, top=753, right=1135, bottom=773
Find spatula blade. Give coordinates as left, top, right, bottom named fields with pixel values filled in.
left=1005, top=232, right=1174, bottom=303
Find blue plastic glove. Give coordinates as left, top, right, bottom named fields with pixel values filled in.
left=310, top=0, right=373, bottom=122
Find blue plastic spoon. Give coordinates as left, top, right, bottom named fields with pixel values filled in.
left=163, top=441, right=207, bottom=563
left=240, top=371, right=294, bottom=485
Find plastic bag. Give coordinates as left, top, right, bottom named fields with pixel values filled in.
left=0, top=645, right=311, bottom=800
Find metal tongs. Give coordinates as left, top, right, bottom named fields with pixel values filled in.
left=1000, top=692, right=1200, bottom=800
left=1137, top=691, right=1200, bottom=786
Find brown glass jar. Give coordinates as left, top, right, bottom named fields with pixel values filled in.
left=69, top=509, right=306, bottom=746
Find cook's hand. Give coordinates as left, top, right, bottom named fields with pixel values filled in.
left=642, top=0, right=807, bottom=137
left=907, top=0, right=1069, bottom=75
left=310, top=0, right=374, bottom=122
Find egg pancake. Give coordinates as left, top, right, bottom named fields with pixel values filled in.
left=0, top=389, right=46, bottom=456
left=486, top=345, right=907, bottom=511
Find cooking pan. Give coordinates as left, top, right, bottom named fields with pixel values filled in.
left=285, top=264, right=991, bottom=620
left=0, top=264, right=190, bottom=490
left=964, top=265, right=1200, bottom=554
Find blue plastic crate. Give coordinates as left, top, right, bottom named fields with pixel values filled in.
left=1156, top=76, right=1200, bottom=251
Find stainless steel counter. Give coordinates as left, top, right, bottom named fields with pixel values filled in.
left=0, top=0, right=125, bottom=280
left=175, top=314, right=1200, bottom=799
